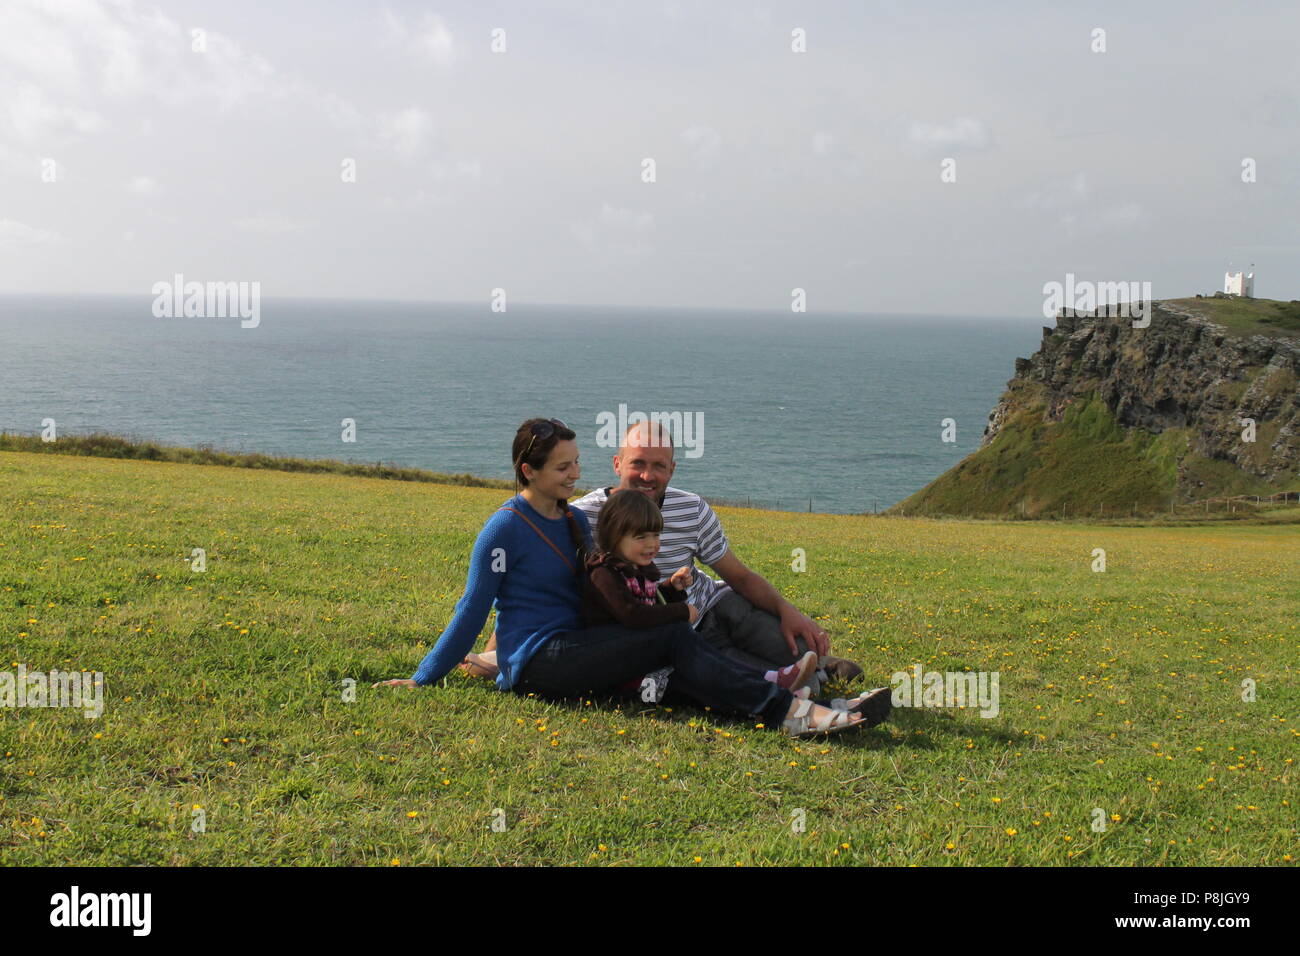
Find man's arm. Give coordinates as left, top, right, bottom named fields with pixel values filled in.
left=706, top=550, right=829, bottom=657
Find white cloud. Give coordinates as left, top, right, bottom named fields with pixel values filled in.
left=905, top=117, right=990, bottom=156
left=383, top=161, right=483, bottom=207
left=5, top=82, right=105, bottom=142
left=127, top=175, right=158, bottom=194
left=381, top=9, right=455, bottom=67
left=571, top=203, right=655, bottom=257
left=0, top=218, right=61, bottom=245
left=235, top=215, right=302, bottom=234
left=812, top=131, right=836, bottom=156
left=377, top=107, right=433, bottom=160
left=431, top=160, right=482, bottom=183
left=0, top=0, right=292, bottom=144
left=1018, top=173, right=1147, bottom=236
left=681, top=125, right=722, bottom=165
left=1019, top=171, right=1089, bottom=212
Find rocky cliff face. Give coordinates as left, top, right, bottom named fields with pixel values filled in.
left=981, top=300, right=1300, bottom=494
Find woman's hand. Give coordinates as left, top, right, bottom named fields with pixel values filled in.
left=687, top=603, right=699, bottom=624
left=372, top=678, right=419, bottom=689
left=669, top=566, right=693, bottom=590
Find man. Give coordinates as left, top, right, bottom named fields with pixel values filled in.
left=570, top=421, right=864, bottom=689
left=460, top=420, right=864, bottom=691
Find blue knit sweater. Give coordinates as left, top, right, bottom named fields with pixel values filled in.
left=410, top=494, right=593, bottom=690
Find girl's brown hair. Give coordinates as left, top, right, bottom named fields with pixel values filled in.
left=596, top=489, right=664, bottom=556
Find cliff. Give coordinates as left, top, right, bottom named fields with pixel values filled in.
left=892, top=297, right=1300, bottom=517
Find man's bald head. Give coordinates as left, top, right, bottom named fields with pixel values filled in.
left=619, top=420, right=675, bottom=459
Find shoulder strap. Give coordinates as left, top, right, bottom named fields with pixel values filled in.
left=498, top=507, right=575, bottom=572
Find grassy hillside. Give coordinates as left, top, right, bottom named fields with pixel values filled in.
left=893, top=390, right=1191, bottom=518
left=893, top=386, right=1299, bottom=519
left=1165, top=296, right=1300, bottom=337
left=1, top=451, right=1295, bottom=865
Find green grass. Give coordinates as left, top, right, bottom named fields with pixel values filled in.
left=1165, top=297, right=1300, bottom=337
left=1, top=451, right=1295, bottom=865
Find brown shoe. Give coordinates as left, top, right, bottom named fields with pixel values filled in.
left=819, top=655, right=864, bottom=684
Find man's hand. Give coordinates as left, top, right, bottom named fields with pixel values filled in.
left=708, top=550, right=828, bottom=656
left=372, top=678, right=418, bottom=688
left=668, top=566, right=693, bottom=590
left=779, top=605, right=829, bottom=658
left=686, top=603, right=699, bottom=624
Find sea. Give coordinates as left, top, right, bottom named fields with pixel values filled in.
left=0, top=295, right=1045, bottom=514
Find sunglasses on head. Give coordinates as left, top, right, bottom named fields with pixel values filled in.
left=518, top=418, right=568, bottom=465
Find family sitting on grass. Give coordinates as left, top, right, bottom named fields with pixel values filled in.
left=375, top=418, right=892, bottom=737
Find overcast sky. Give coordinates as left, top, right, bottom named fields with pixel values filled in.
left=2, top=0, right=1298, bottom=317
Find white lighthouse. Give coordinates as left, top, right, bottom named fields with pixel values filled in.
left=1224, top=266, right=1255, bottom=297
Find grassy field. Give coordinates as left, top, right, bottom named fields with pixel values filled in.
left=1, top=450, right=1295, bottom=866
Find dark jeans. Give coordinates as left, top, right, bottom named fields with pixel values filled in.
left=696, top=591, right=809, bottom=672
left=515, top=619, right=793, bottom=728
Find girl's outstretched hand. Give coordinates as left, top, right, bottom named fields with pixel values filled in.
left=372, top=678, right=419, bottom=688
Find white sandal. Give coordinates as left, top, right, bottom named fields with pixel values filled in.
left=829, top=686, right=893, bottom=727
left=781, top=698, right=863, bottom=738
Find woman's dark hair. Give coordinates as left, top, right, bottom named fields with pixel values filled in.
left=596, top=489, right=664, bottom=556
left=511, top=417, right=586, bottom=574
left=512, top=417, right=577, bottom=488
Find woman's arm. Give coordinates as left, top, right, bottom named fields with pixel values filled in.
left=408, top=513, right=514, bottom=686
left=587, top=566, right=690, bottom=629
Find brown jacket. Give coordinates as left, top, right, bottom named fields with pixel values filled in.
left=580, top=551, right=689, bottom=629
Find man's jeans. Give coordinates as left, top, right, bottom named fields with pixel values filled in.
left=695, top=591, right=808, bottom=672
left=514, top=619, right=793, bottom=727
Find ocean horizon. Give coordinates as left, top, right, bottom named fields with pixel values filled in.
left=0, top=293, right=1045, bottom=513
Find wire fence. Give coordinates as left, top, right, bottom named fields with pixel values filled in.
left=708, top=490, right=1300, bottom=518
left=893, top=490, right=1300, bottom=520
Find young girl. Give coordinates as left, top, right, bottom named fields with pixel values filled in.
left=582, top=489, right=819, bottom=701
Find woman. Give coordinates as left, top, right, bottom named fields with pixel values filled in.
left=375, top=417, right=864, bottom=737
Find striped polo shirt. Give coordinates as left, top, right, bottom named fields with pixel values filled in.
left=570, top=485, right=732, bottom=621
